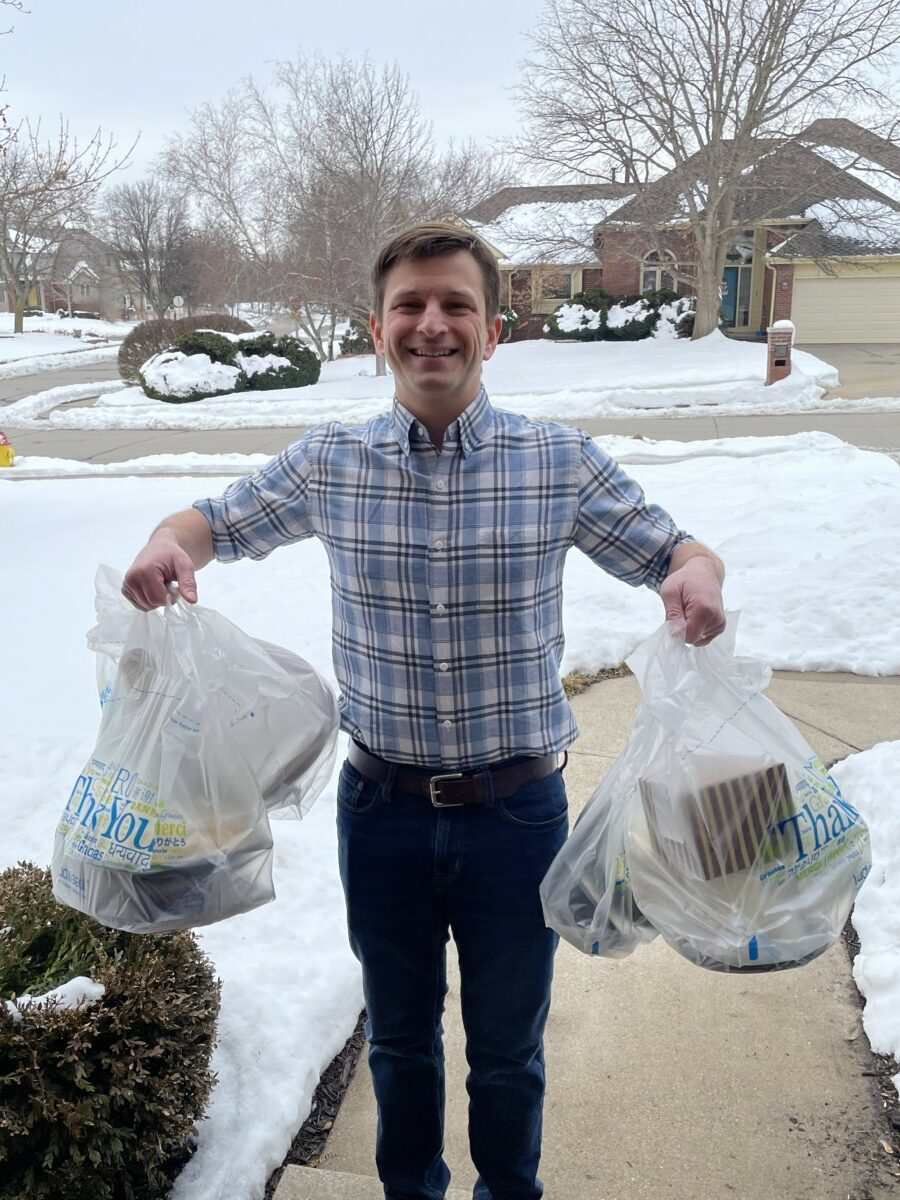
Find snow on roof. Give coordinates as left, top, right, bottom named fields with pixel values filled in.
left=808, top=145, right=900, bottom=207
left=468, top=197, right=634, bottom=265
left=805, top=198, right=900, bottom=250
left=66, top=260, right=99, bottom=282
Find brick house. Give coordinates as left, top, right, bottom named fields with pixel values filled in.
left=458, top=120, right=900, bottom=344
left=459, top=184, right=639, bottom=339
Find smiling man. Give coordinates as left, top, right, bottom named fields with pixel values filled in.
left=122, top=222, right=725, bottom=1200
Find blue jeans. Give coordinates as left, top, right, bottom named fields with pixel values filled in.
left=337, top=755, right=568, bottom=1200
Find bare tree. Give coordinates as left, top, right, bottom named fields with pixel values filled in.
left=0, top=118, right=129, bottom=331
left=0, top=0, right=28, bottom=157
left=164, top=55, right=510, bottom=366
left=515, top=0, right=900, bottom=336
left=99, top=179, right=190, bottom=317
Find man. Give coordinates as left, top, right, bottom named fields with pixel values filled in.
left=123, top=222, right=725, bottom=1200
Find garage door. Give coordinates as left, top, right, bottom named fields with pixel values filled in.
left=791, top=275, right=900, bottom=343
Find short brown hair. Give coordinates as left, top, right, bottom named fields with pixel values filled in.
left=371, top=221, right=500, bottom=320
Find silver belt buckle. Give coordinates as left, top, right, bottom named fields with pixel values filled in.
left=429, top=771, right=465, bottom=807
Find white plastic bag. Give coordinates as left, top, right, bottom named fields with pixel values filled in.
left=88, top=567, right=339, bottom=819
left=542, top=615, right=872, bottom=972
left=539, top=739, right=658, bottom=958
left=52, top=567, right=339, bottom=933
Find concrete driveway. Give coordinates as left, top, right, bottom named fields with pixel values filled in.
left=795, top=343, right=900, bottom=401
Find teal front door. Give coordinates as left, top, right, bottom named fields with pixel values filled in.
left=721, top=266, right=738, bottom=326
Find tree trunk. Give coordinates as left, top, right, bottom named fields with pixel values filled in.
left=375, top=352, right=387, bottom=376
left=13, top=299, right=24, bottom=334
left=692, top=241, right=725, bottom=339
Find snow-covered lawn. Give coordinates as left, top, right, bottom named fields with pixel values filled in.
left=0, top=314, right=130, bottom=378
left=1, top=429, right=898, bottom=1199
left=1, top=331, right=862, bottom=429
left=0, top=311, right=134, bottom=342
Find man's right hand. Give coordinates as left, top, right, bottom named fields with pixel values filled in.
left=122, top=537, right=198, bottom=611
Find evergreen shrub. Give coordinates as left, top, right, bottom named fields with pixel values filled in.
left=499, top=305, right=520, bottom=340
left=339, top=324, right=373, bottom=356
left=542, top=289, right=613, bottom=341
left=228, top=332, right=321, bottom=389
left=138, top=331, right=321, bottom=403
left=117, top=314, right=253, bottom=383
left=0, top=863, right=221, bottom=1200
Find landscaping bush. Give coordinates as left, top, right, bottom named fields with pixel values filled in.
left=543, top=288, right=613, bottom=341
left=545, top=288, right=695, bottom=342
left=233, top=332, right=321, bottom=389
left=339, top=323, right=373, bottom=356
left=0, top=862, right=220, bottom=1200
left=499, top=305, right=520, bottom=341
left=138, top=330, right=321, bottom=404
left=117, top=313, right=253, bottom=383
left=604, top=295, right=660, bottom=341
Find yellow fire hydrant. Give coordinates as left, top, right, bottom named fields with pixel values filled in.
left=0, top=430, right=16, bottom=467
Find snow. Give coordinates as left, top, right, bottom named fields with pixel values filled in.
left=468, top=198, right=633, bottom=264
left=2, top=333, right=850, bottom=431
left=2, top=404, right=900, bottom=1192
left=4, top=976, right=106, bottom=1023
left=832, top=742, right=900, bottom=1090
left=140, top=350, right=242, bottom=399
left=236, top=353, right=291, bottom=377
left=0, top=313, right=130, bottom=376
left=801, top=200, right=900, bottom=252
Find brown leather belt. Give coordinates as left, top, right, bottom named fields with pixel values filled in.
left=348, top=740, right=560, bottom=808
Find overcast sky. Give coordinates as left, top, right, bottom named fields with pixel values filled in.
left=5, top=0, right=547, bottom=180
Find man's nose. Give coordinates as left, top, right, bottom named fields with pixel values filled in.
left=417, top=301, right=448, bottom=337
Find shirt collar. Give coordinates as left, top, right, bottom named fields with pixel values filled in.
left=391, top=387, right=495, bottom=458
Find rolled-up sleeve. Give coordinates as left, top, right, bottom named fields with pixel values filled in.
left=192, top=439, right=315, bottom=562
left=573, top=434, right=693, bottom=591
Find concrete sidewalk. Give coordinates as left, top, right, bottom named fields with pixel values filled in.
left=276, top=671, right=900, bottom=1200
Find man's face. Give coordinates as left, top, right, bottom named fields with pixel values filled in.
left=370, top=251, right=502, bottom=413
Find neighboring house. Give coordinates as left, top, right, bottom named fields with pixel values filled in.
left=459, top=184, right=639, bottom=338
left=2, top=228, right=146, bottom=320
left=457, top=120, right=900, bottom=343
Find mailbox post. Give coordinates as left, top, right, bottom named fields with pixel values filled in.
left=766, top=319, right=795, bottom=386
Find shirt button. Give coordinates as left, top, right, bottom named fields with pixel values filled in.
left=434, top=540, right=444, bottom=551
left=435, top=479, right=446, bottom=491
left=438, top=662, right=449, bottom=672
left=435, top=603, right=446, bottom=614
left=442, top=720, right=453, bottom=730
left=417, top=424, right=425, bottom=436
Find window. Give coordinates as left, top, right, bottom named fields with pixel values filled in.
left=79, top=282, right=92, bottom=298
left=539, top=270, right=574, bottom=302
left=641, top=251, right=676, bottom=294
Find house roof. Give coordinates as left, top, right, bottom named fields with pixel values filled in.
left=768, top=201, right=900, bottom=259
left=463, top=183, right=636, bottom=224
left=604, top=137, right=898, bottom=227
left=464, top=196, right=637, bottom=265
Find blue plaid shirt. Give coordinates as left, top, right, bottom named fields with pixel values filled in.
left=194, top=389, right=691, bottom=769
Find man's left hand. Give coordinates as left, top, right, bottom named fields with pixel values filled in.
left=659, top=550, right=726, bottom=647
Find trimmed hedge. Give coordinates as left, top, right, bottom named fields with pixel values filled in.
left=138, top=330, right=321, bottom=403
left=117, top=314, right=254, bottom=383
left=544, top=288, right=692, bottom=342
left=0, top=863, right=221, bottom=1200
left=231, top=332, right=321, bottom=389
left=543, top=288, right=613, bottom=341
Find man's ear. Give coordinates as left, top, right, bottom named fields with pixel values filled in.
left=369, top=311, right=384, bottom=357
left=482, top=314, right=503, bottom=361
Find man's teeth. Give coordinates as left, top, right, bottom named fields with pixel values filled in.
left=411, top=349, right=455, bottom=357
